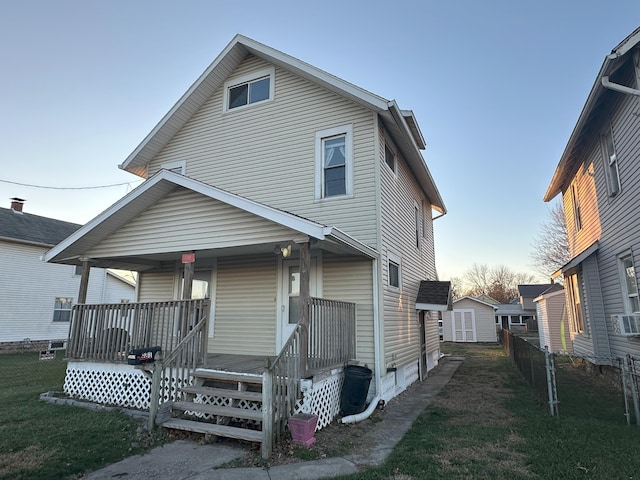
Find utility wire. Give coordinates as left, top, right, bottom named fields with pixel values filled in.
left=0, top=178, right=143, bottom=190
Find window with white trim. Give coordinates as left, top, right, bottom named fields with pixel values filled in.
left=619, top=253, right=640, bottom=313
left=315, top=125, right=353, bottom=199
left=601, top=125, right=621, bottom=197
left=223, top=67, right=274, bottom=112
left=388, top=252, right=401, bottom=289
left=53, top=297, right=73, bottom=322
left=384, top=142, right=396, bottom=173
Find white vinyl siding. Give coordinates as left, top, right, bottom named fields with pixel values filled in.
left=86, top=187, right=300, bottom=258
left=0, top=240, right=133, bottom=343
left=209, top=255, right=277, bottom=356
left=146, top=55, right=378, bottom=247
left=441, top=298, right=497, bottom=343
left=379, top=126, right=438, bottom=370
left=322, top=253, right=374, bottom=368
left=535, top=290, right=571, bottom=353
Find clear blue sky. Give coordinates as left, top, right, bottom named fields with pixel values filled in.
left=1, top=0, right=638, bottom=280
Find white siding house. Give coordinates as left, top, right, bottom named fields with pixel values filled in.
left=0, top=200, right=135, bottom=351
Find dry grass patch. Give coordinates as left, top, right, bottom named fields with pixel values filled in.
left=0, top=445, right=56, bottom=478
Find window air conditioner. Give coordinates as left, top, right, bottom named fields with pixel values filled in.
left=612, top=314, right=640, bottom=336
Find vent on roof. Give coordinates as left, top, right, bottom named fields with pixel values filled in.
left=10, top=197, right=25, bottom=212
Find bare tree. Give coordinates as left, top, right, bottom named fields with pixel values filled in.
left=459, top=264, right=537, bottom=303
left=531, top=200, right=569, bottom=278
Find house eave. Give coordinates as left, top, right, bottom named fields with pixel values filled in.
left=544, top=26, right=640, bottom=202
left=415, top=302, right=449, bottom=311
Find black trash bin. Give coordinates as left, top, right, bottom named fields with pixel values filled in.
left=340, top=365, right=373, bottom=415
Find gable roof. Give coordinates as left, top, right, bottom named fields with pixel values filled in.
left=544, top=26, right=640, bottom=201
left=0, top=207, right=80, bottom=247
left=415, top=280, right=452, bottom=311
left=452, top=296, right=499, bottom=310
left=118, top=34, right=445, bottom=214
left=44, top=169, right=378, bottom=269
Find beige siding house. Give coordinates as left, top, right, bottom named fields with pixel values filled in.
left=442, top=297, right=498, bottom=343
left=44, top=35, right=449, bottom=451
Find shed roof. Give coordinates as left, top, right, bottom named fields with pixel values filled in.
left=518, top=284, right=556, bottom=298
left=415, top=281, right=452, bottom=311
left=0, top=207, right=80, bottom=247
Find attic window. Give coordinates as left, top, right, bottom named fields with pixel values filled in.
left=224, top=67, right=274, bottom=112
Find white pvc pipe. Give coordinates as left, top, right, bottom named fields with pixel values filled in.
left=340, top=396, right=381, bottom=424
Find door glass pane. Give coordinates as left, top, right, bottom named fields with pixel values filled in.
left=288, top=267, right=300, bottom=324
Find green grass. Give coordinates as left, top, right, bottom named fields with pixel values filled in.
left=0, top=352, right=165, bottom=479
left=334, top=343, right=640, bottom=480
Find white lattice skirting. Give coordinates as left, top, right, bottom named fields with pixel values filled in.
left=64, top=362, right=189, bottom=410
left=296, top=368, right=344, bottom=430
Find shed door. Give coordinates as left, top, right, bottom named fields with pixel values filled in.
left=452, top=309, right=476, bottom=342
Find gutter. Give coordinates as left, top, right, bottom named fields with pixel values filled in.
left=601, top=76, right=640, bottom=96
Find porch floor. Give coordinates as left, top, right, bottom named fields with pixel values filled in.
left=204, top=353, right=274, bottom=374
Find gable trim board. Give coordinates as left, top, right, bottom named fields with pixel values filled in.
left=44, top=169, right=378, bottom=269
left=118, top=35, right=445, bottom=215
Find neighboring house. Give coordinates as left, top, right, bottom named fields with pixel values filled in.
left=441, top=296, right=498, bottom=343
left=43, top=35, right=450, bottom=453
left=0, top=199, right=135, bottom=352
left=534, top=284, right=571, bottom=353
left=544, top=27, right=640, bottom=363
left=496, top=284, right=554, bottom=332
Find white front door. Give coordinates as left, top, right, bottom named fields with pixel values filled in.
left=279, top=259, right=318, bottom=352
left=452, top=309, right=476, bottom=342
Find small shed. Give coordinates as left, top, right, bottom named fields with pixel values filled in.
left=442, top=296, right=498, bottom=343
left=535, top=284, right=572, bottom=353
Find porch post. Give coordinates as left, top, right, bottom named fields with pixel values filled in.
left=298, top=241, right=310, bottom=376
left=77, top=258, right=91, bottom=304
left=182, top=254, right=194, bottom=300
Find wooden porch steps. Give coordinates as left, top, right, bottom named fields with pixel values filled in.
left=161, top=368, right=265, bottom=444
left=162, top=418, right=263, bottom=443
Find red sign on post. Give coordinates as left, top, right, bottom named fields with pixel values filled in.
left=181, top=253, right=195, bottom=264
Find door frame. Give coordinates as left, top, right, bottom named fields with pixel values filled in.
left=276, top=255, right=322, bottom=352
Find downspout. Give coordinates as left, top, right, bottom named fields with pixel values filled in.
left=341, top=257, right=382, bottom=424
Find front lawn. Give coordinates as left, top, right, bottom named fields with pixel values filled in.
left=0, top=352, right=164, bottom=479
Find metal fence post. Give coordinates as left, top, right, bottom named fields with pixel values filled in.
left=620, top=357, right=631, bottom=426
left=544, top=346, right=557, bottom=416
left=626, top=355, right=640, bottom=427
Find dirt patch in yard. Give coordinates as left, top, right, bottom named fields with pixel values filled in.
left=0, top=445, right=56, bottom=478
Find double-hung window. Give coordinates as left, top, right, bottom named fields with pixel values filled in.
left=388, top=252, right=401, bottom=289
left=53, top=297, right=73, bottom=322
left=384, top=143, right=396, bottom=173
left=223, top=67, right=274, bottom=112
left=571, top=182, right=582, bottom=231
left=315, top=125, right=353, bottom=199
left=619, top=253, right=640, bottom=313
left=601, top=125, right=621, bottom=196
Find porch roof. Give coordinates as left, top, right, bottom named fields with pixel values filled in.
left=415, top=280, right=452, bottom=311
left=43, top=170, right=378, bottom=270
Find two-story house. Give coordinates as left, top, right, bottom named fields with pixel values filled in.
left=544, top=26, right=640, bottom=362
left=44, top=35, right=450, bottom=454
left=0, top=198, right=135, bottom=352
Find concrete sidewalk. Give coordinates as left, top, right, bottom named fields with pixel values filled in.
left=83, top=357, right=463, bottom=480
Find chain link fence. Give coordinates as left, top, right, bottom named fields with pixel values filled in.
left=0, top=349, right=67, bottom=395
left=501, top=329, right=640, bottom=425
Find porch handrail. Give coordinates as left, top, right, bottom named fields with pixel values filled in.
left=307, top=297, right=356, bottom=370
left=262, top=322, right=303, bottom=458
left=67, top=299, right=209, bottom=362
left=149, top=311, right=209, bottom=429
